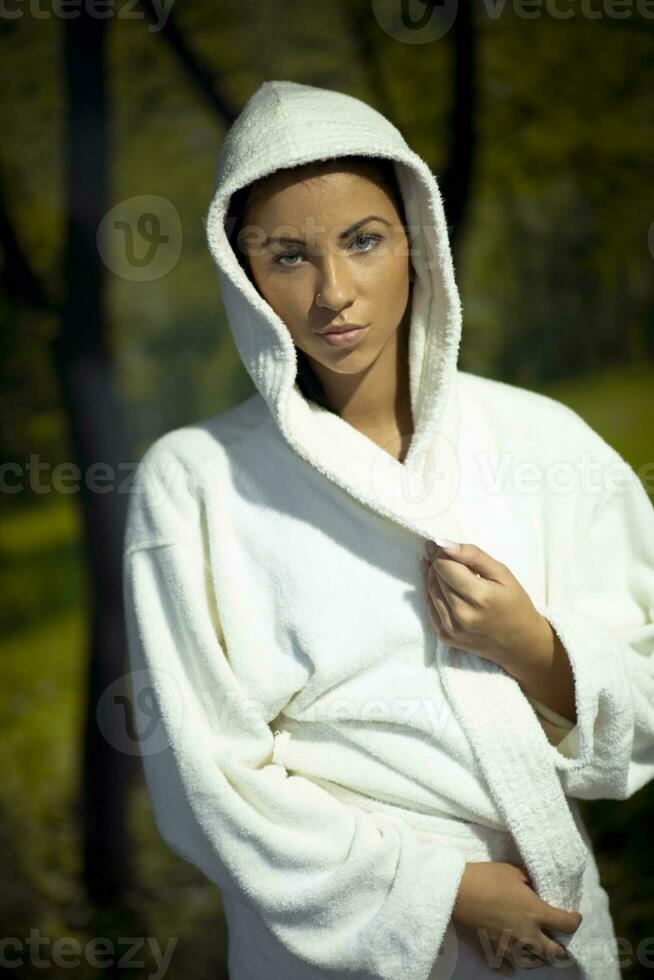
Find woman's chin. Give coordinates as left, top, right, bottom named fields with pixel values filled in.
left=314, top=350, right=375, bottom=376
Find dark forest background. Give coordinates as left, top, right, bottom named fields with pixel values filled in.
left=1, top=1, right=652, bottom=977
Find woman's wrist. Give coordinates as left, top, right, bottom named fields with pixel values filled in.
left=508, top=616, right=577, bottom=724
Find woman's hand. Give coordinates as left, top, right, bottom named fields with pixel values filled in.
left=421, top=540, right=553, bottom=676
left=452, top=861, right=582, bottom=973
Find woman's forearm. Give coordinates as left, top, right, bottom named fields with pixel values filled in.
left=505, top=616, right=578, bottom=724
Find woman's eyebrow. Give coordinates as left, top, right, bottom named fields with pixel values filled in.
left=261, top=214, right=392, bottom=248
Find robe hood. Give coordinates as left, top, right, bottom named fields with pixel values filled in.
left=204, top=80, right=464, bottom=538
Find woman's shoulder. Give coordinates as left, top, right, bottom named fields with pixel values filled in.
left=456, top=369, right=622, bottom=467
left=124, top=393, right=270, bottom=554
left=136, top=392, right=270, bottom=482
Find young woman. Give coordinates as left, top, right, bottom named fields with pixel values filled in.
left=123, top=80, right=654, bottom=980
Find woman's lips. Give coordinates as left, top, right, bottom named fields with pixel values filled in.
left=317, top=325, right=369, bottom=348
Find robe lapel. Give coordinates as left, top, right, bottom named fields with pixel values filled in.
left=440, top=651, right=589, bottom=910
left=283, top=367, right=466, bottom=544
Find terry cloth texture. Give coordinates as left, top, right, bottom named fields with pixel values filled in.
left=123, top=79, right=654, bottom=980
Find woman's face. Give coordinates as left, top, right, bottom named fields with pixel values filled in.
left=240, top=163, right=414, bottom=376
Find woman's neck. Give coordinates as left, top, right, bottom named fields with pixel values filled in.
left=313, top=308, right=414, bottom=462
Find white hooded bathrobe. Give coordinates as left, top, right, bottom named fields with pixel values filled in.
left=122, top=81, right=654, bottom=980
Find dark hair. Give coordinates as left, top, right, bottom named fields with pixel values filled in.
left=225, top=155, right=408, bottom=413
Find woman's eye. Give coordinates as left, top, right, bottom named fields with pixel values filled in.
left=274, top=250, right=303, bottom=267
left=273, top=233, right=382, bottom=268
left=350, top=232, right=382, bottom=252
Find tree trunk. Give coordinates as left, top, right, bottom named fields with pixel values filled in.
left=60, top=10, right=138, bottom=907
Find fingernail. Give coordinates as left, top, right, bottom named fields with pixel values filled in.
left=434, top=538, right=461, bottom=552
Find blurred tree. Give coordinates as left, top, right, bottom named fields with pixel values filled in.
left=58, top=11, right=139, bottom=908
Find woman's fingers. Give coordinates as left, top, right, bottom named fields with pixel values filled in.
left=425, top=590, right=441, bottom=634
left=541, top=936, right=574, bottom=964
left=421, top=559, right=441, bottom=631
left=510, top=942, right=545, bottom=969
left=541, top=905, right=583, bottom=935
left=429, top=553, right=487, bottom=602
left=424, top=555, right=484, bottom=630
left=539, top=925, right=576, bottom=964
left=511, top=932, right=572, bottom=969
left=423, top=560, right=456, bottom=632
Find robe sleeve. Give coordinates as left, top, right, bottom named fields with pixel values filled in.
left=121, top=447, right=468, bottom=980
left=532, top=456, right=654, bottom=800
left=523, top=694, right=577, bottom=751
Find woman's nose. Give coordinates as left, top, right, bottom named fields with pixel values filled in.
left=314, top=256, right=357, bottom=311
